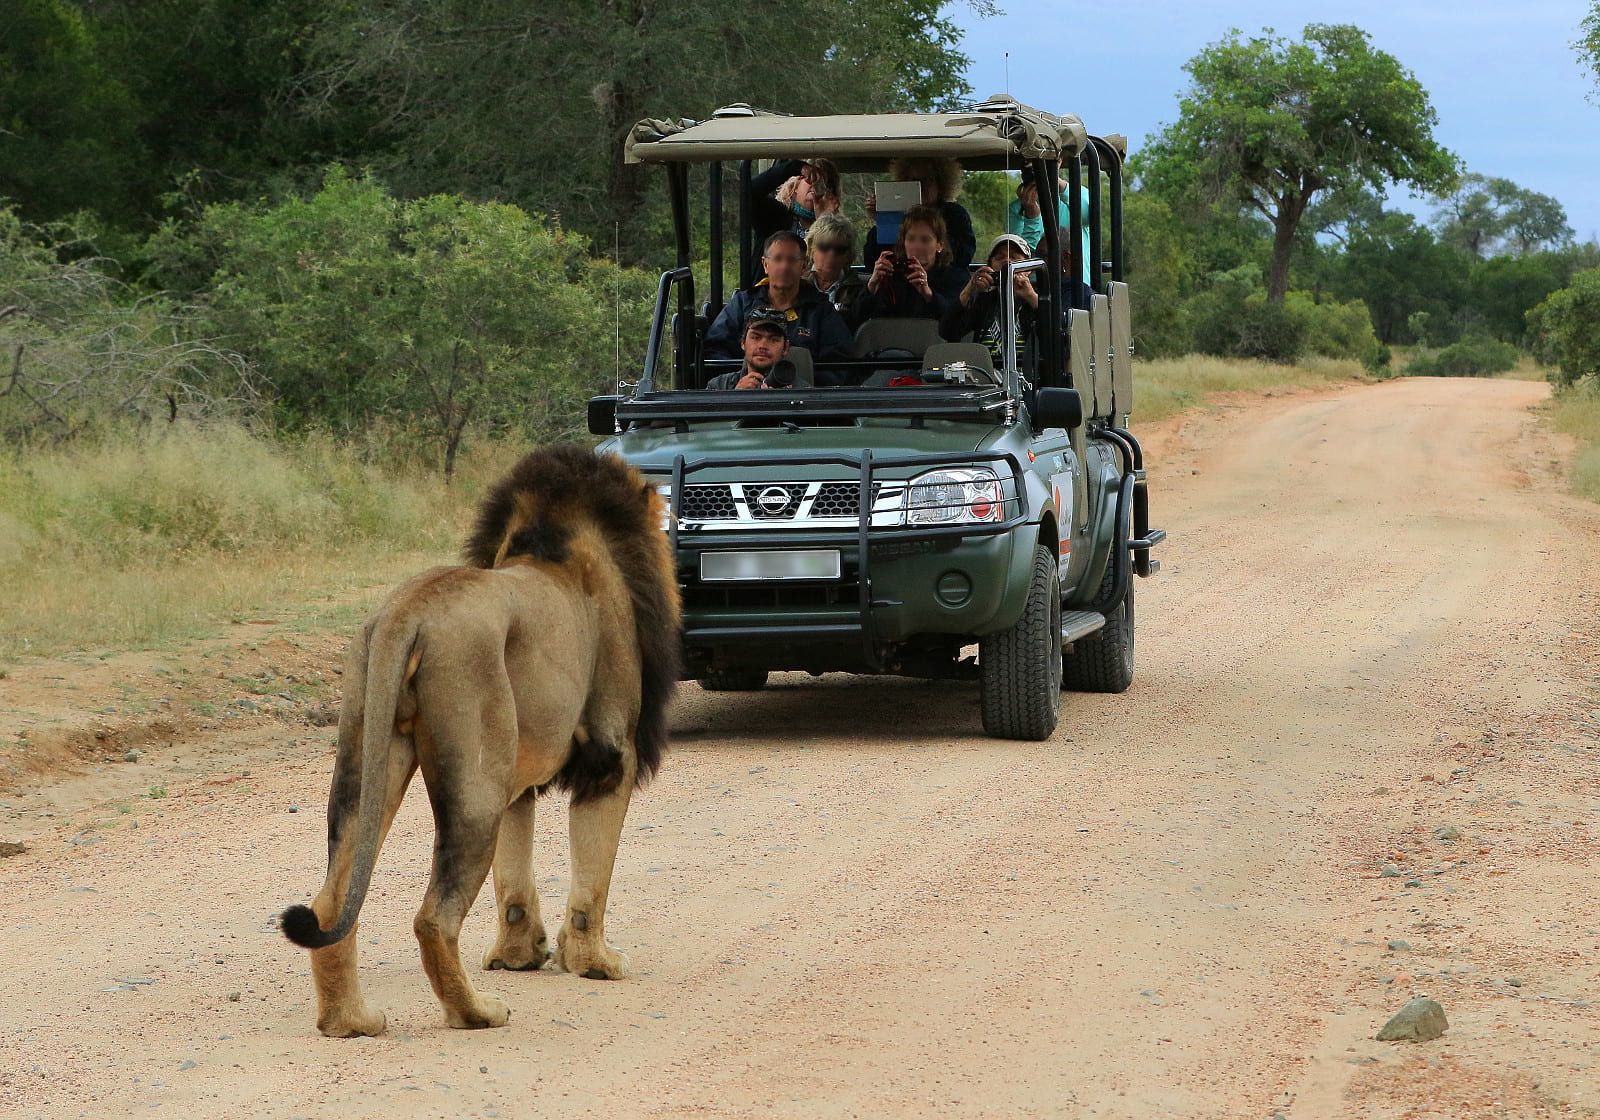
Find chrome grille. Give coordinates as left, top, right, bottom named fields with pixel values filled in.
left=811, top=482, right=879, bottom=518
left=680, top=484, right=737, bottom=520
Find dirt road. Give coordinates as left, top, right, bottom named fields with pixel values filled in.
left=2, top=376, right=1597, bottom=1119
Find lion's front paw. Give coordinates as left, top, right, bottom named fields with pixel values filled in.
left=445, top=994, right=510, bottom=1030
left=317, top=1003, right=387, bottom=1038
left=557, top=927, right=629, bottom=980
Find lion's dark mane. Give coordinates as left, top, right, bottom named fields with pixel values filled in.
left=463, top=444, right=680, bottom=788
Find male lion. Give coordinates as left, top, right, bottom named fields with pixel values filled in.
left=280, top=445, right=680, bottom=1037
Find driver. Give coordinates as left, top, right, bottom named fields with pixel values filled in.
left=707, top=307, right=796, bottom=390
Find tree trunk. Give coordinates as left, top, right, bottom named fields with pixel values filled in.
left=1266, top=203, right=1302, bottom=304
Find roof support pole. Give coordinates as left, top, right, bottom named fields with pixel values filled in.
left=1036, top=158, right=1065, bottom=388
left=1082, top=143, right=1103, bottom=295
left=737, top=161, right=754, bottom=291
left=1066, top=156, right=1086, bottom=311
left=709, top=161, right=724, bottom=312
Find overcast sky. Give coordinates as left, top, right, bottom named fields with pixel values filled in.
left=949, top=0, right=1600, bottom=242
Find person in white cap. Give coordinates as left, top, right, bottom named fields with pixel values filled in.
left=939, top=233, right=1039, bottom=367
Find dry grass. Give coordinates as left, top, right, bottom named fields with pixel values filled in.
left=1132, top=354, right=1371, bottom=423
left=0, top=426, right=525, bottom=660
left=1547, top=379, right=1600, bottom=503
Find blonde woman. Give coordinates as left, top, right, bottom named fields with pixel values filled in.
left=804, top=213, right=865, bottom=319
left=750, top=158, right=841, bottom=248
left=863, top=156, right=975, bottom=269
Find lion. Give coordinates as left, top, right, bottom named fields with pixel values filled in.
left=279, top=444, right=680, bottom=1037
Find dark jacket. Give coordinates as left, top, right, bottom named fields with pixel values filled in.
left=702, top=282, right=854, bottom=364
left=864, top=199, right=976, bottom=271
left=851, top=266, right=966, bottom=323
left=748, top=159, right=808, bottom=250
left=940, top=287, right=1038, bottom=369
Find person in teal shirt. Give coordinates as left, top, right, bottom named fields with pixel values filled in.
left=1007, top=165, right=1090, bottom=284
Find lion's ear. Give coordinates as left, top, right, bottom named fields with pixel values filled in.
left=640, top=483, right=654, bottom=502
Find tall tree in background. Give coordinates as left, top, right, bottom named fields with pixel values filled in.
left=1138, top=24, right=1458, bottom=303
left=1432, top=174, right=1572, bottom=258
left=301, top=0, right=975, bottom=252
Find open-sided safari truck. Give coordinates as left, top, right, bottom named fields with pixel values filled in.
left=589, top=96, right=1164, bottom=740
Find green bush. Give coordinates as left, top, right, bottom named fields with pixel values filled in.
left=164, top=168, right=655, bottom=478
left=1528, top=268, right=1600, bottom=388
left=1405, top=336, right=1519, bottom=377
left=1286, top=292, right=1383, bottom=368
left=1189, top=289, right=1306, bottom=362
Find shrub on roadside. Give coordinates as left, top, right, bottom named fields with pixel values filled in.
left=1527, top=268, right=1600, bottom=388
left=1405, top=336, right=1519, bottom=377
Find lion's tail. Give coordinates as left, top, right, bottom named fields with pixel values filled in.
left=281, top=614, right=418, bottom=950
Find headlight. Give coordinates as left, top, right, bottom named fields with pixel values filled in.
left=904, top=467, right=1003, bottom=525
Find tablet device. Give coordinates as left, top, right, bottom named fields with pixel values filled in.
left=873, top=181, right=923, bottom=246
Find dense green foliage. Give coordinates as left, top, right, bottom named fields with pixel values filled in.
left=1405, top=337, right=1520, bottom=378
left=165, top=170, right=655, bottom=478
left=1528, top=269, right=1600, bottom=387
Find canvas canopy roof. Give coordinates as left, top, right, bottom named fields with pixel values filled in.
left=625, top=96, right=1105, bottom=171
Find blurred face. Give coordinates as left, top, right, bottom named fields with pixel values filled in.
left=809, top=235, right=852, bottom=276
left=763, top=239, right=805, bottom=289
left=743, top=325, right=788, bottom=373
left=900, top=220, right=942, bottom=269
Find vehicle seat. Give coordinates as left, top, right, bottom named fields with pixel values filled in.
left=852, top=318, right=943, bottom=360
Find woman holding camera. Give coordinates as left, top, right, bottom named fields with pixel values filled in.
left=851, top=204, right=967, bottom=322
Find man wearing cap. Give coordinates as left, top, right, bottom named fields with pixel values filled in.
left=702, top=231, right=853, bottom=373
left=706, top=307, right=797, bottom=390
left=940, top=233, right=1040, bottom=369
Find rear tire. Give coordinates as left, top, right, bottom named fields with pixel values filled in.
left=1061, top=557, right=1134, bottom=693
left=979, top=544, right=1062, bottom=740
left=696, top=668, right=770, bottom=692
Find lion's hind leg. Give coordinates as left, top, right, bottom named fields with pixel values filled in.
left=412, top=692, right=517, bottom=1030
left=555, top=733, right=634, bottom=980
left=482, top=788, right=550, bottom=972
left=307, top=720, right=416, bottom=1038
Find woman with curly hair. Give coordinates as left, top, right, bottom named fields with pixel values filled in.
left=862, top=156, right=976, bottom=270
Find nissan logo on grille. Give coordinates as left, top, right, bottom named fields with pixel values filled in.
left=756, top=486, right=792, bottom=513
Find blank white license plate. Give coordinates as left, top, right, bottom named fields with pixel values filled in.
left=700, top=549, right=842, bottom=582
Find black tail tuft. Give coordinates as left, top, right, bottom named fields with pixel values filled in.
left=281, top=903, right=340, bottom=949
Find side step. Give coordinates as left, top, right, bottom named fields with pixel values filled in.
left=1061, top=610, right=1107, bottom=644
left=1130, top=527, right=1167, bottom=578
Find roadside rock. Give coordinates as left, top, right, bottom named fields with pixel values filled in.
left=1376, top=997, right=1448, bottom=1042
left=1432, top=824, right=1461, bottom=841
left=1387, top=939, right=1412, bottom=952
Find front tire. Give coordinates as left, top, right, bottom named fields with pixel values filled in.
left=1061, top=556, right=1134, bottom=693
left=980, top=543, right=1063, bottom=740
left=696, top=668, right=770, bottom=692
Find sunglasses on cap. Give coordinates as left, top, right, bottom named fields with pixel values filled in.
left=745, top=307, right=789, bottom=332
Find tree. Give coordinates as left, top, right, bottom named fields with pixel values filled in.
left=300, top=0, right=977, bottom=254
left=1527, top=269, right=1600, bottom=387
left=190, top=169, right=654, bottom=478
left=1432, top=174, right=1572, bottom=258
left=1139, top=24, right=1458, bottom=303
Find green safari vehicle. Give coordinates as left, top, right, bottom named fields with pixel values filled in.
left=589, top=97, right=1164, bottom=740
